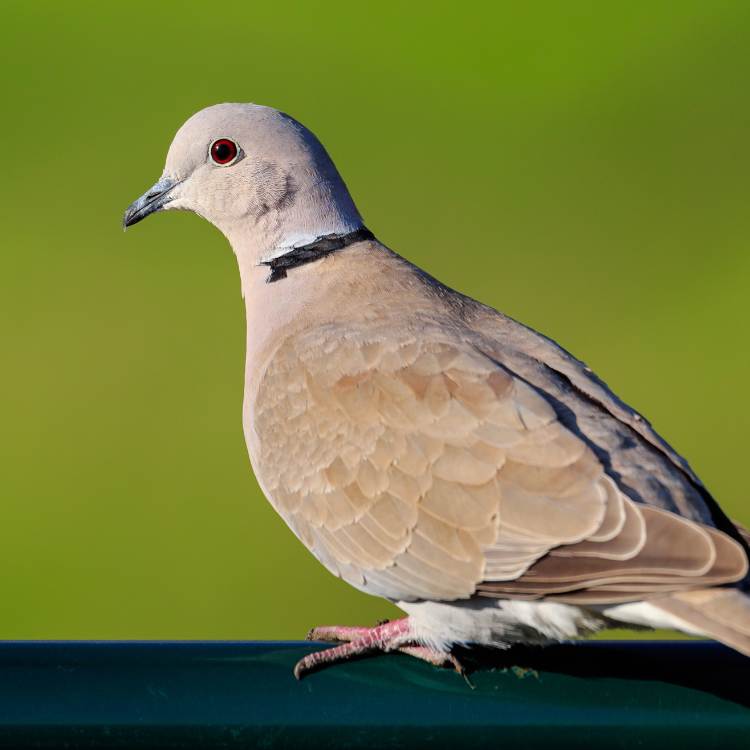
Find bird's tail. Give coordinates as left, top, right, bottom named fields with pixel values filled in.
left=651, top=587, right=750, bottom=657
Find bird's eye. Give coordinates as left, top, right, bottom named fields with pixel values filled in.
left=209, top=138, right=239, bottom=166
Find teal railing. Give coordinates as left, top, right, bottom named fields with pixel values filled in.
left=0, top=641, right=746, bottom=748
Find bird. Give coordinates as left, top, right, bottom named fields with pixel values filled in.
left=124, top=103, right=750, bottom=679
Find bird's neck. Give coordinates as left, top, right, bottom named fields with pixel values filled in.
left=259, top=227, right=375, bottom=283
left=225, top=174, right=365, bottom=292
left=230, top=223, right=364, bottom=298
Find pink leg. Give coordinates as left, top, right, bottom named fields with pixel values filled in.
left=306, top=624, right=376, bottom=643
left=294, top=618, right=411, bottom=679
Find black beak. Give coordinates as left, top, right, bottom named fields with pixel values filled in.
left=123, top=176, right=180, bottom=229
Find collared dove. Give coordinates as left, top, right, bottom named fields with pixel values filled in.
left=124, top=103, right=750, bottom=679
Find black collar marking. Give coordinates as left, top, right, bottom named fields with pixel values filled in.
left=261, top=227, right=375, bottom=283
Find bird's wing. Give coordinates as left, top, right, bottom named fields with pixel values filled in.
left=472, top=307, right=745, bottom=536
left=253, top=324, right=747, bottom=603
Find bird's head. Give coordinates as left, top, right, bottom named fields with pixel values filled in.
left=123, top=103, right=363, bottom=262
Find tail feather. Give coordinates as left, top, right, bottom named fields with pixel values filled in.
left=651, top=588, right=750, bottom=656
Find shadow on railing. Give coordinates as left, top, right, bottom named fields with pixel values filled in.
left=454, top=640, right=749, bottom=708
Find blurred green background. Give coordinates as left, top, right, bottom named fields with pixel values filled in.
left=0, top=1, right=748, bottom=640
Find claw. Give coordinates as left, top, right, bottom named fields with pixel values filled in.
left=293, top=658, right=308, bottom=680
left=397, top=645, right=469, bottom=681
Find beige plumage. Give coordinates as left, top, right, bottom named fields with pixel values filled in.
left=124, top=103, right=750, bottom=677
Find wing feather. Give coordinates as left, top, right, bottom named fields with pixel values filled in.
left=254, top=328, right=746, bottom=604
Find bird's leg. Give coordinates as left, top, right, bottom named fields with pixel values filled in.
left=295, top=617, right=412, bottom=678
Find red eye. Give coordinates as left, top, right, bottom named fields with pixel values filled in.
left=210, top=138, right=238, bottom=165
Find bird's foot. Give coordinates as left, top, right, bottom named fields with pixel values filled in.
left=296, top=618, right=463, bottom=679
left=398, top=645, right=466, bottom=676
left=296, top=617, right=411, bottom=678
left=305, top=623, right=379, bottom=643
